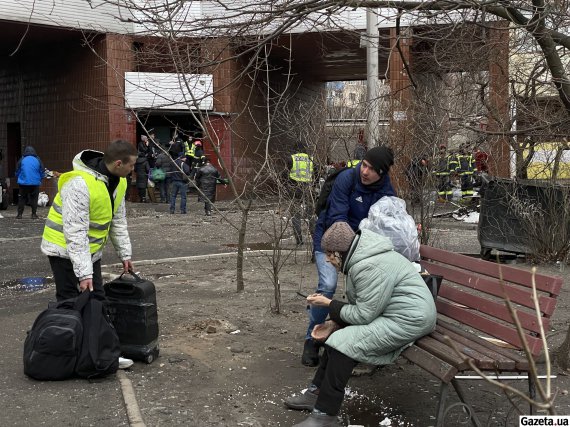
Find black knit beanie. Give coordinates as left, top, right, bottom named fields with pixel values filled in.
left=363, top=146, right=395, bottom=174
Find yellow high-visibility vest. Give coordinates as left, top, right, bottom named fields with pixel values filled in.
left=347, top=160, right=360, bottom=168
left=42, top=170, right=127, bottom=254
left=289, top=153, right=314, bottom=183
left=184, top=142, right=192, bottom=156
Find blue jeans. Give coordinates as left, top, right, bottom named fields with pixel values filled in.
left=305, top=250, right=338, bottom=340
left=170, top=181, right=188, bottom=213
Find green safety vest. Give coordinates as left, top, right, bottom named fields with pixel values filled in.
left=289, top=153, right=314, bottom=183
left=43, top=170, right=127, bottom=254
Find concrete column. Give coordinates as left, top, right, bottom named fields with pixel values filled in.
left=366, top=8, right=380, bottom=147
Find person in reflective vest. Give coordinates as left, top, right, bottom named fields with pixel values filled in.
left=183, top=138, right=194, bottom=169
left=288, top=153, right=315, bottom=245
left=458, top=146, right=475, bottom=197
left=434, top=145, right=459, bottom=201
left=346, top=159, right=360, bottom=168
left=41, top=140, right=137, bottom=301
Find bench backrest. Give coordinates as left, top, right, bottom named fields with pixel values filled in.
left=420, top=245, right=563, bottom=358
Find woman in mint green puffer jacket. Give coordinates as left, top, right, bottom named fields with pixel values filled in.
left=325, top=228, right=436, bottom=365
left=285, top=223, right=436, bottom=427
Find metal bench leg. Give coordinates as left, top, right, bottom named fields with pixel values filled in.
left=435, top=382, right=449, bottom=427
left=451, top=379, right=483, bottom=427
left=528, top=376, right=536, bottom=415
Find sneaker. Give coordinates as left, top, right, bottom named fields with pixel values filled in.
left=284, top=389, right=318, bottom=411
left=31, top=214, right=39, bottom=219
left=292, top=412, right=340, bottom=427
left=301, top=339, right=319, bottom=367
left=118, top=357, right=134, bottom=369
left=0, top=213, right=3, bottom=218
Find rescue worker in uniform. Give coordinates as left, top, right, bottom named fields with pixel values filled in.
left=434, top=145, right=459, bottom=201
left=458, top=145, right=475, bottom=197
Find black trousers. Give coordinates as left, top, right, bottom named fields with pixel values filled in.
left=312, top=345, right=358, bottom=416
left=48, top=256, right=104, bottom=301
left=17, top=185, right=39, bottom=215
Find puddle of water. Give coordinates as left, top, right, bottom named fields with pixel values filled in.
left=0, top=277, right=52, bottom=292
left=340, top=391, right=416, bottom=426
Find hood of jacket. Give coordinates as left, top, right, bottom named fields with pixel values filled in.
left=343, top=229, right=394, bottom=274
left=71, top=150, right=108, bottom=183
left=23, top=146, right=38, bottom=157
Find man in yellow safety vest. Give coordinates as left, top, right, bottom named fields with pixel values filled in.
left=41, top=140, right=137, bottom=302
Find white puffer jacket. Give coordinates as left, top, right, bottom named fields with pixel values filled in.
left=41, top=150, right=132, bottom=280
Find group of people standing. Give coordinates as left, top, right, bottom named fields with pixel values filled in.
left=134, top=132, right=226, bottom=216
left=434, top=144, right=488, bottom=201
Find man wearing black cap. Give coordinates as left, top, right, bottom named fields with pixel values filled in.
left=301, top=146, right=396, bottom=367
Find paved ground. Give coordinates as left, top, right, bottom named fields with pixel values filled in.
left=0, top=199, right=568, bottom=426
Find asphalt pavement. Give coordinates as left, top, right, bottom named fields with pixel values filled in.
left=0, top=199, right=483, bottom=427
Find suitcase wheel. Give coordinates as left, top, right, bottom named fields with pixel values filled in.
left=145, top=349, right=159, bottom=364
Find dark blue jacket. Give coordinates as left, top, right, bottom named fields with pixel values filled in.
left=313, top=164, right=395, bottom=252
left=16, top=146, right=45, bottom=186
left=171, top=158, right=190, bottom=182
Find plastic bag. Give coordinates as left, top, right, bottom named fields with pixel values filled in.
left=359, top=196, right=420, bottom=262
left=37, top=192, right=49, bottom=207
left=150, top=168, right=166, bottom=182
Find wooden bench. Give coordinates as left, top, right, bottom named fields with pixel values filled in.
left=401, top=245, right=563, bottom=427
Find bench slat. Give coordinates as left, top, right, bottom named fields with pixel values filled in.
left=437, top=301, right=544, bottom=357
left=414, top=336, right=470, bottom=370
left=438, top=285, right=550, bottom=334
left=401, top=345, right=458, bottom=383
left=437, top=320, right=531, bottom=370
left=429, top=330, right=501, bottom=370
left=423, top=261, right=558, bottom=317
left=420, top=245, right=563, bottom=295
left=431, top=327, right=516, bottom=370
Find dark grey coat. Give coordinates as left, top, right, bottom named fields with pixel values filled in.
left=134, top=156, right=150, bottom=189
left=195, top=163, right=220, bottom=202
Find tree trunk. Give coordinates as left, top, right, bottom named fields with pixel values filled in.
left=236, top=201, right=251, bottom=293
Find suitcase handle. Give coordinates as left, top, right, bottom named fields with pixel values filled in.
left=117, top=269, right=144, bottom=282
left=107, top=270, right=144, bottom=295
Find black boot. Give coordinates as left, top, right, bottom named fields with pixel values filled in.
left=301, top=339, right=319, bottom=367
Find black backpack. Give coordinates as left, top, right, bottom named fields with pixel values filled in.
left=75, top=292, right=121, bottom=379
left=23, top=291, right=120, bottom=380
left=23, top=296, right=85, bottom=380
left=314, top=167, right=356, bottom=216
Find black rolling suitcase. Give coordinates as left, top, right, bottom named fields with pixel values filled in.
left=104, top=271, right=159, bottom=364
